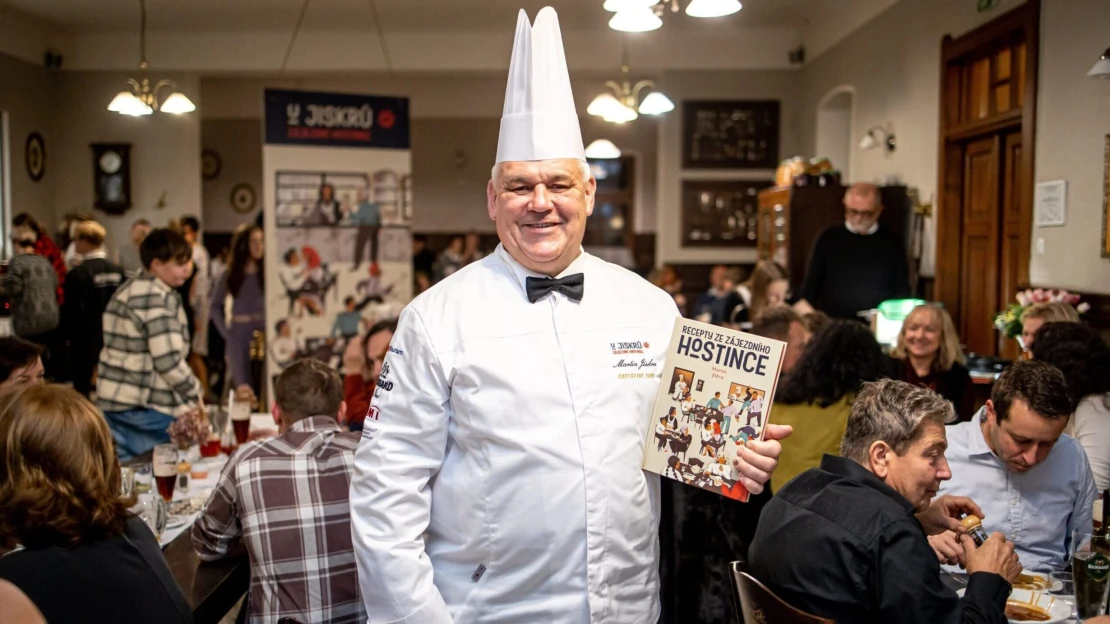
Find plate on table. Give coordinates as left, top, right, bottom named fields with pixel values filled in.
left=165, top=516, right=188, bottom=530
left=1012, top=572, right=1063, bottom=593
left=957, top=588, right=1071, bottom=623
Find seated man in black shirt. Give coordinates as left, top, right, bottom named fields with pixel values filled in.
left=799, top=183, right=910, bottom=319
left=749, top=378, right=1021, bottom=624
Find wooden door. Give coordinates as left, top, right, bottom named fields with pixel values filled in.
left=935, top=0, right=1038, bottom=358
left=954, top=130, right=1023, bottom=356
left=958, top=136, right=1002, bottom=355
left=998, top=131, right=1024, bottom=359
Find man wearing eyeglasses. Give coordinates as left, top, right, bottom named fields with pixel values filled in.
left=799, top=182, right=910, bottom=320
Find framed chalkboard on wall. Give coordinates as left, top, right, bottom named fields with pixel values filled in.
left=682, top=100, right=780, bottom=170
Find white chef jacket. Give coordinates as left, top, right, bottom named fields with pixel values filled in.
left=350, top=244, right=680, bottom=624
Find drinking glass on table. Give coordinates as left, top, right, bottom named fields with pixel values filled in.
left=1072, top=531, right=1110, bottom=620
left=152, top=444, right=178, bottom=502
left=119, top=466, right=135, bottom=497
left=133, top=463, right=152, bottom=494
left=133, top=493, right=168, bottom=540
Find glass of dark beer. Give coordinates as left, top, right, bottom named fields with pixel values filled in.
left=152, top=444, right=178, bottom=502
left=231, top=401, right=252, bottom=445
left=1072, top=531, right=1110, bottom=620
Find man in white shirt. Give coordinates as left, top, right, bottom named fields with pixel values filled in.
left=348, top=8, right=789, bottom=623
left=928, top=360, right=1096, bottom=573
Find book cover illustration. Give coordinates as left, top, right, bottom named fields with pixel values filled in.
left=642, top=318, right=786, bottom=502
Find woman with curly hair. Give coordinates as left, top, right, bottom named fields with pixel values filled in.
left=0, top=385, right=191, bottom=623
left=1030, top=322, right=1110, bottom=490
left=889, top=303, right=975, bottom=422
left=770, top=320, right=891, bottom=491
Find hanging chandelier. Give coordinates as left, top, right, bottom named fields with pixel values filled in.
left=587, top=43, right=674, bottom=124
left=604, top=0, right=742, bottom=33
left=107, top=0, right=196, bottom=116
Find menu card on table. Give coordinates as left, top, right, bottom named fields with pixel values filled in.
left=641, top=318, right=785, bottom=502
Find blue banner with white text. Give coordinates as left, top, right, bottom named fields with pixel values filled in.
left=264, top=89, right=410, bottom=149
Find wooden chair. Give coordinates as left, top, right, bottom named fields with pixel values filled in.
left=729, top=561, right=836, bottom=624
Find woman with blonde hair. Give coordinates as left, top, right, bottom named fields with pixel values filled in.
left=889, top=303, right=975, bottom=422
left=726, top=260, right=789, bottom=326
left=1020, top=301, right=1080, bottom=353
left=0, top=385, right=191, bottom=623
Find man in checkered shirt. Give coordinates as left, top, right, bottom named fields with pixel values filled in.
left=192, top=358, right=365, bottom=624
left=97, top=228, right=202, bottom=460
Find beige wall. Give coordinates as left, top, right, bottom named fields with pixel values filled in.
left=201, top=119, right=263, bottom=233
left=0, top=53, right=55, bottom=242
left=1029, top=0, right=1110, bottom=294
left=656, top=69, right=803, bottom=265
left=51, top=71, right=202, bottom=256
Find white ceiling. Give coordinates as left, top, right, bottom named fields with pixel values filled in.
left=3, top=0, right=821, bottom=33
left=0, top=0, right=899, bottom=73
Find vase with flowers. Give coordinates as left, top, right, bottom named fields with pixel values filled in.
left=993, top=288, right=1090, bottom=346
left=167, top=408, right=213, bottom=451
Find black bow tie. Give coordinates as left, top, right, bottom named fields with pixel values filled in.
left=526, top=273, right=585, bottom=303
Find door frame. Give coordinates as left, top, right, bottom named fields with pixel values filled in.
left=934, top=0, right=1040, bottom=352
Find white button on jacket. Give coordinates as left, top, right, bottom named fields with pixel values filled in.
left=350, top=245, right=680, bottom=623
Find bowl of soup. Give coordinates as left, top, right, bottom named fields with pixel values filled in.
left=956, top=588, right=1069, bottom=623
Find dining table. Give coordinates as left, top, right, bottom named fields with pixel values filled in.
left=125, top=412, right=278, bottom=623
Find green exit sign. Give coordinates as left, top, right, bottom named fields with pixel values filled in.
left=978, top=0, right=1001, bottom=11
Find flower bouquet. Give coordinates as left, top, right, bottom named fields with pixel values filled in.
left=993, top=288, right=1090, bottom=339
left=167, top=408, right=213, bottom=450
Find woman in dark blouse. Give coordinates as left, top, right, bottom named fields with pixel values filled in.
left=889, top=303, right=976, bottom=422
left=0, top=385, right=192, bottom=623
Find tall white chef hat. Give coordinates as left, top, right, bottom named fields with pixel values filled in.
left=495, top=7, right=585, bottom=164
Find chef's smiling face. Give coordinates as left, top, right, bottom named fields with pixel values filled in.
left=488, top=158, right=596, bottom=277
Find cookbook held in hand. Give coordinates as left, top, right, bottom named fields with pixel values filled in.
left=642, top=318, right=786, bottom=502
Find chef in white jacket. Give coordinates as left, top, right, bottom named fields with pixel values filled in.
left=349, top=7, right=790, bottom=624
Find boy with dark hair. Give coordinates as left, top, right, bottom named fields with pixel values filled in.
left=63, top=220, right=124, bottom=397
left=98, top=228, right=202, bottom=460
left=193, top=358, right=365, bottom=624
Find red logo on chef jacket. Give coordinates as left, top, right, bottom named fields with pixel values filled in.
left=366, top=405, right=381, bottom=421
left=378, top=110, right=396, bottom=129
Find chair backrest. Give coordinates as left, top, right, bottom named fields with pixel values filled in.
left=729, top=561, right=836, bottom=624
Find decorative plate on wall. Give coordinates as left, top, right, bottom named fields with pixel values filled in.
left=202, top=149, right=222, bottom=180
left=25, top=132, right=45, bottom=182
left=230, top=183, right=257, bottom=213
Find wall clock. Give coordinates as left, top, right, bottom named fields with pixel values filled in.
left=202, top=149, right=222, bottom=180
left=25, top=133, right=45, bottom=182
left=230, top=183, right=257, bottom=214
left=91, top=143, right=133, bottom=215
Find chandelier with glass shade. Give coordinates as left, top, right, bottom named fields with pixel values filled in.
left=587, top=44, right=674, bottom=124
left=604, top=0, right=742, bottom=33
left=107, top=0, right=196, bottom=116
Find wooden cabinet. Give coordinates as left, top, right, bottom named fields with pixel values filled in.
left=757, top=185, right=911, bottom=294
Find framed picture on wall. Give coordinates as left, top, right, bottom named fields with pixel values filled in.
left=682, top=100, right=780, bottom=170
left=681, top=179, right=773, bottom=248
left=1103, top=135, right=1110, bottom=258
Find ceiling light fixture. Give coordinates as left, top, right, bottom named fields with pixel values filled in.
left=606, top=0, right=741, bottom=32
left=1088, top=47, right=1110, bottom=79
left=585, top=139, right=622, bottom=159
left=608, top=6, right=663, bottom=32
left=107, top=0, right=196, bottom=116
left=588, top=42, right=674, bottom=124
